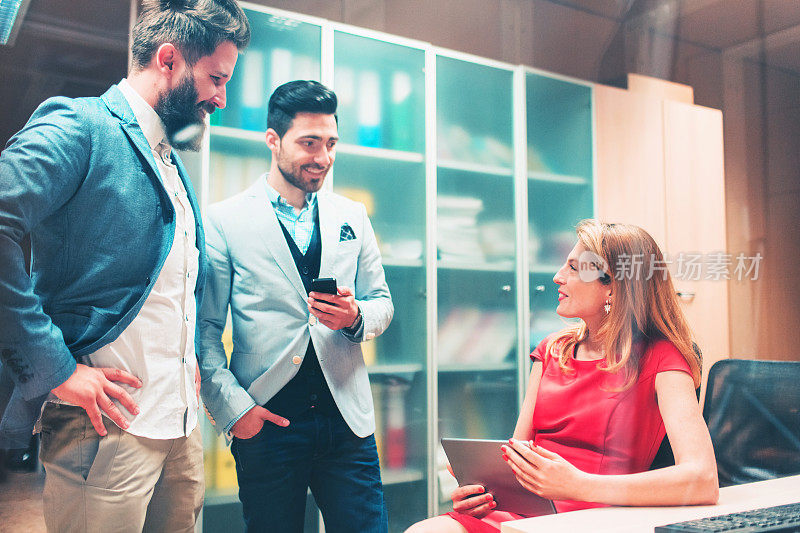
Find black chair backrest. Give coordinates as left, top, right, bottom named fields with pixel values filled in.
left=702, top=358, right=800, bottom=487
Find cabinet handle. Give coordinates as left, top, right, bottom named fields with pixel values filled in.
left=501, top=285, right=512, bottom=292
left=534, top=285, right=546, bottom=293
left=676, top=291, right=696, bottom=301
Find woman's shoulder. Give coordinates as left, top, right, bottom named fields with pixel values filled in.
left=530, top=331, right=569, bottom=364
left=641, top=338, right=691, bottom=375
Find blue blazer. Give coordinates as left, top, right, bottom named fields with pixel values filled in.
left=0, top=83, right=206, bottom=403
left=197, top=178, right=393, bottom=437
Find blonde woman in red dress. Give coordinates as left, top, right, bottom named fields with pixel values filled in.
left=407, top=220, right=719, bottom=533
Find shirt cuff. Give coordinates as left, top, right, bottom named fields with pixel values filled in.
left=223, top=399, right=257, bottom=436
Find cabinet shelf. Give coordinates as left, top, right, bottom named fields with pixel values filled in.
left=210, top=126, right=425, bottom=163
left=437, top=159, right=513, bottom=177
left=382, top=467, right=426, bottom=485
left=337, top=144, right=424, bottom=163
left=204, top=489, right=240, bottom=506
left=437, top=260, right=515, bottom=272
left=528, top=170, right=588, bottom=185
left=438, top=362, right=516, bottom=373
left=368, top=363, right=425, bottom=375
left=382, top=257, right=424, bottom=268
left=210, top=125, right=263, bottom=143
left=530, top=264, right=562, bottom=274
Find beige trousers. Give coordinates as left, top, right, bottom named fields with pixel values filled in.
left=39, top=403, right=204, bottom=533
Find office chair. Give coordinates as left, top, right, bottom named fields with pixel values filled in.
left=702, top=359, right=800, bottom=487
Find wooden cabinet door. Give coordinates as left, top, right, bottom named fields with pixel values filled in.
left=663, top=101, right=730, bottom=387
left=596, top=85, right=730, bottom=392
left=595, top=84, right=667, bottom=249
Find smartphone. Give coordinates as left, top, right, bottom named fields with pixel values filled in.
left=310, top=277, right=337, bottom=295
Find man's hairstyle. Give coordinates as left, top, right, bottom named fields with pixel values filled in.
left=267, top=80, right=338, bottom=138
left=130, top=0, right=250, bottom=70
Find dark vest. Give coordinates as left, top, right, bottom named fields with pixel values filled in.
left=265, top=215, right=338, bottom=417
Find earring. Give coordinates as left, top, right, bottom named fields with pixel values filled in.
left=604, top=299, right=611, bottom=315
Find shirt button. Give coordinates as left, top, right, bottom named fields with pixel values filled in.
left=310, top=394, right=317, bottom=401
left=292, top=355, right=302, bottom=365
left=302, top=267, right=309, bottom=275
left=309, top=316, right=316, bottom=326
left=184, top=315, right=189, bottom=322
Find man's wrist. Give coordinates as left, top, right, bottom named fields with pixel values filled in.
left=346, top=306, right=363, bottom=332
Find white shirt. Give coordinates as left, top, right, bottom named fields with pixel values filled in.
left=77, top=79, right=200, bottom=439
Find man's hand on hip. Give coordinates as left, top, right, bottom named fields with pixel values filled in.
left=195, top=364, right=201, bottom=402
left=51, top=363, right=142, bottom=436
left=230, top=405, right=290, bottom=439
left=307, top=285, right=360, bottom=330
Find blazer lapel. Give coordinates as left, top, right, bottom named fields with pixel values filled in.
left=101, top=86, right=164, bottom=194
left=317, top=192, right=340, bottom=279
left=250, top=179, right=307, bottom=298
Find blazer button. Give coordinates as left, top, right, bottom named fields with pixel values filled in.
left=309, top=316, right=317, bottom=326
left=292, top=355, right=302, bottom=365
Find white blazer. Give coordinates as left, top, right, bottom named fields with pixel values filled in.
left=197, top=177, right=393, bottom=437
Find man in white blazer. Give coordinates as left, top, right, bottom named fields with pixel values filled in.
left=197, top=80, right=393, bottom=533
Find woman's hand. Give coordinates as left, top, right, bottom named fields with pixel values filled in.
left=502, top=439, right=586, bottom=501
left=451, top=484, right=497, bottom=518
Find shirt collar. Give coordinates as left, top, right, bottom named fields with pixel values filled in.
left=117, top=78, right=169, bottom=151
left=264, top=176, right=317, bottom=212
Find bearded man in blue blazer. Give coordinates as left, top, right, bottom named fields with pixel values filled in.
left=198, top=80, right=394, bottom=533
left=0, top=1, right=250, bottom=530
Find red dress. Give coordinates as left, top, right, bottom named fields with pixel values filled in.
left=448, top=334, right=692, bottom=532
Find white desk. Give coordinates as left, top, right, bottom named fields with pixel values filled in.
left=501, top=474, right=800, bottom=533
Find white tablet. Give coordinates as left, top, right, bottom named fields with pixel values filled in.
left=441, top=437, right=557, bottom=516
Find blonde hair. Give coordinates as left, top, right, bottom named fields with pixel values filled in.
left=546, top=220, right=701, bottom=389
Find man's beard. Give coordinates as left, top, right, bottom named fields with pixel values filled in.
left=276, top=152, right=329, bottom=194
left=154, top=72, right=211, bottom=151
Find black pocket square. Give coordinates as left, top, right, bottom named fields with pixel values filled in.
left=339, top=223, right=356, bottom=242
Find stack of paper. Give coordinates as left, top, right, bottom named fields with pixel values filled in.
left=438, top=196, right=485, bottom=263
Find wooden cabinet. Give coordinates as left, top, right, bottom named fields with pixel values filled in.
left=595, top=78, right=730, bottom=392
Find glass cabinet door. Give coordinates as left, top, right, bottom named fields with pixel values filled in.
left=435, top=55, right=518, bottom=512
left=331, top=30, right=428, bottom=533
left=201, top=9, right=323, bottom=533
left=526, top=72, right=594, bottom=350
left=207, top=10, right=322, bottom=205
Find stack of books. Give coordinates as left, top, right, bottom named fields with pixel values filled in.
left=438, top=307, right=517, bottom=366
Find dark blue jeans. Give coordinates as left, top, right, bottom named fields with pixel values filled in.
left=231, top=409, right=388, bottom=533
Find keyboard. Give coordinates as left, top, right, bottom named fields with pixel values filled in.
left=654, top=502, right=800, bottom=532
